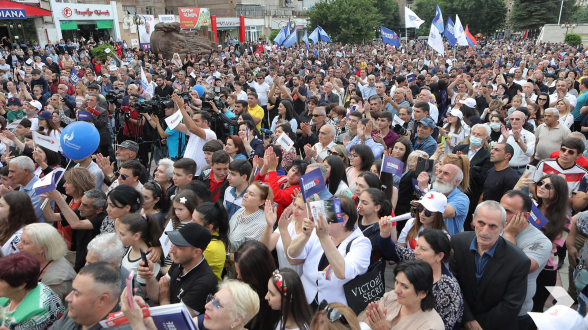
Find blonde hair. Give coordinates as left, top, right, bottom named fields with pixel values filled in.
left=219, top=279, right=260, bottom=330
left=64, top=167, right=96, bottom=198
left=75, top=82, right=87, bottom=96
left=310, top=303, right=360, bottom=330
left=441, top=153, right=470, bottom=193
left=250, top=181, right=274, bottom=209
left=557, top=98, right=571, bottom=116
left=23, top=223, right=67, bottom=261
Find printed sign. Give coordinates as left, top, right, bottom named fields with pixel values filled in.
left=299, top=168, right=326, bottom=202
left=0, top=9, right=26, bottom=19
left=165, top=110, right=183, bottom=130
left=33, top=131, right=60, bottom=152
left=138, top=15, right=154, bottom=50
left=158, top=15, right=176, bottom=23
left=309, top=198, right=344, bottom=224
left=407, top=73, right=416, bottom=83
left=380, top=155, right=403, bottom=177
left=33, top=168, right=65, bottom=195
left=528, top=201, right=549, bottom=230
left=159, top=221, right=174, bottom=257
left=276, top=132, right=294, bottom=152
left=178, top=7, right=211, bottom=29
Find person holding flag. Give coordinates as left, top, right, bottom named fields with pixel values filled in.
left=70, top=66, right=78, bottom=86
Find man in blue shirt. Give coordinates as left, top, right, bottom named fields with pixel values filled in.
left=145, top=102, right=186, bottom=160
left=450, top=201, right=530, bottom=330
left=3, top=156, right=45, bottom=222
left=412, top=117, right=437, bottom=156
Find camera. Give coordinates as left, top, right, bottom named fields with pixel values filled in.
left=133, top=95, right=168, bottom=117
left=393, top=124, right=408, bottom=136
left=105, top=89, right=124, bottom=106
left=200, top=93, right=226, bottom=113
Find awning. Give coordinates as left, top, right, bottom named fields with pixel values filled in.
left=96, top=20, right=113, bottom=29
left=0, top=0, right=51, bottom=17
left=60, top=20, right=78, bottom=30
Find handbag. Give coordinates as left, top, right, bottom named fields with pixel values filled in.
left=342, top=238, right=385, bottom=315
left=574, top=262, right=588, bottom=292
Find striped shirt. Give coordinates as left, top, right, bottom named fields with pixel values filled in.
left=228, top=208, right=266, bottom=253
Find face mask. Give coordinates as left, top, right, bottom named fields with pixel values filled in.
left=470, top=136, right=483, bottom=147
left=490, top=123, right=501, bottom=130
left=332, top=117, right=340, bottom=123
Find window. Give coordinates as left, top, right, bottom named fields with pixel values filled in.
left=246, top=25, right=262, bottom=42
left=236, top=4, right=266, bottom=18
left=55, top=0, right=71, bottom=3
left=165, top=8, right=175, bottom=15
left=145, top=7, right=154, bottom=15
left=123, top=6, right=136, bottom=15
left=407, top=4, right=413, bottom=9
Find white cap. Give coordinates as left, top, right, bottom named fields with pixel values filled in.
left=29, top=100, right=42, bottom=111
left=415, top=192, right=447, bottom=213
left=449, top=109, right=463, bottom=120
left=459, top=98, right=477, bottom=109
left=528, top=305, right=588, bottom=330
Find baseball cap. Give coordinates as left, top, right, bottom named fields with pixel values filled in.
left=29, top=100, right=42, bottom=111
left=459, top=98, right=477, bottom=109
left=166, top=222, right=212, bottom=250
left=417, top=117, right=435, bottom=129
left=528, top=305, right=587, bottom=330
left=448, top=109, right=463, bottom=120
left=116, top=140, right=139, bottom=153
left=7, top=97, right=21, bottom=106
left=37, top=111, right=52, bottom=120
left=414, top=192, right=447, bottom=213
left=88, top=83, right=100, bottom=90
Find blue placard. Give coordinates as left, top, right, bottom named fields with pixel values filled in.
left=407, top=73, right=416, bottom=83
left=0, top=9, right=27, bottom=19
left=381, top=155, right=404, bottom=177
left=299, top=168, right=326, bottom=202
left=412, top=178, right=424, bottom=196
left=528, top=201, right=549, bottom=230
left=77, top=110, right=92, bottom=121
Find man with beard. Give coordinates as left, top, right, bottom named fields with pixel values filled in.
left=139, top=223, right=217, bottom=317
left=416, top=164, right=470, bottom=235
left=154, top=75, right=174, bottom=98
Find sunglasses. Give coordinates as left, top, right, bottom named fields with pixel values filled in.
left=206, top=294, right=225, bottom=310
left=119, top=173, right=129, bottom=180
left=318, top=300, right=348, bottom=325
left=560, top=146, right=577, bottom=156
left=538, top=98, right=548, bottom=101
left=328, top=150, right=342, bottom=157
left=312, top=114, right=323, bottom=117
left=416, top=205, right=433, bottom=217
left=537, top=180, right=553, bottom=190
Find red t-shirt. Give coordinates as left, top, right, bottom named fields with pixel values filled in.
left=549, top=151, right=588, bottom=170
left=209, top=174, right=225, bottom=203
left=122, top=106, right=142, bottom=137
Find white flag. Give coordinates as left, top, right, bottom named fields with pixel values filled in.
left=141, top=67, right=153, bottom=97
left=33, top=131, right=60, bottom=152
left=427, top=24, right=445, bottom=57
left=454, top=15, right=469, bottom=46
left=405, top=7, right=425, bottom=28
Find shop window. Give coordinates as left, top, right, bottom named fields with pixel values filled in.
left=245, top=25, right=261, bottom=41
left=123, top=6, right=136, bottom=15
left=145, top=7, right=154, bottom=15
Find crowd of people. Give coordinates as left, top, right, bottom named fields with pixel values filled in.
left=1, top=33, right=588, bottom=330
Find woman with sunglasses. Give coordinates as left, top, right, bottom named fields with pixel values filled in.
left=310, top=301, right=361, bottom=330
left=327, top=145, right=348, bottom=166
left=288, top=196, right=371, bottom=309
left=266, top=268, right=313, bottom=330
left=531, top=174, right=571, bottom=313
left=358, top=260, right=445, bottom=330
left=377, top=223, right=463, bottom=330
left=535, top=92, right=550, bottom=121
left=397, top=192, right=450, bottom=250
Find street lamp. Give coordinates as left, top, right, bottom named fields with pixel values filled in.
left=561, top=22, right=577, bottom=34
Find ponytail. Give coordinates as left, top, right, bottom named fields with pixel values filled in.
left=364, top=188, right=392, bottom=217
left=195, top=201, right=230, bottom=247
left=120, top=213, right=163, bottom=249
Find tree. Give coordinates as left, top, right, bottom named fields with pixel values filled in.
left=375, top=0, right=401, bottom=30
left=269, top=29, right=280, bottom=42
left=307, top=0, right=383, bottom=44
left=511, top=0, right=558, bottom=30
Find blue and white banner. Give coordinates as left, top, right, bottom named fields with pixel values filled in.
left=381, top=155, right=404, bottom=177
left=444, top=16, right=457, bottom=46
left=300, top=168, right=326, bottom=202
left=0, top=9, right=26, bottom=19
left=380, top=25, right=400, bottom=48
left=433, top=5, right=444, bottom=33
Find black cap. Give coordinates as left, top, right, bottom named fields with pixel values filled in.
left=166, top=223, right=211, bottom=250
left=88, top=83, right=100, bottom=90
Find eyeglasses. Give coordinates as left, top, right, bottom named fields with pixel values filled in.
left=312, top=114, right=323, bottom=117
left=349, top=153, right=358, bottom=159
left=560, top=146, right=577, bottom=156
left=206, top=294, right=225, bottom=310
left=318, top=300, right=348, bottom=325
left=537, top=180, right=553, bottom=190
left=416, top=205, right=433, bottom=217
left=328, top=150, right=342, bottom=157
left=119, top=173, right=128, bottom=180
left=538, top=98, right=548, bottom=101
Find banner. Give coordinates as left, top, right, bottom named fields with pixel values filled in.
left=427, top=24, right=445, bottom=56
left=433, top=4, right=444, bottom=33
left=528, top=201, right=549, bottom=230
left=276, top=132, right=294, bottom=152
left=158, top=15, right=176, bottom=23
left=299, top=168, right=326, bottom=202
left=380, top=155, right=404, bottom=177
left=33, top=168, right=65, bottom=195
left=33, top=131, right=60, bottom=152
left=178, top=7, right=211, bottom=29
left=444, top=17, right=457, bottom=47
left=165, top=110, right=183, bottom=130
left=380, top=25, right=400, bottom=48
left=404, top=7, right=424, bottom=28
left=138, top=15, right=154, bottom=50
left=130, top=39, right=139, bottom=46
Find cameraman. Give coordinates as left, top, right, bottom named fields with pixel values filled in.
left=143, top=100, right=186, bottom=161
left=110, top=94, right=145, bottom=152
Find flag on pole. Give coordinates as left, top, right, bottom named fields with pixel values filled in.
left=433, top=4, right=444, bottom=33
left=444, top=16, right=457, bottom=46
left=465, top=25, right=478, bottom=47
left=141, top=67, right=153, bottom=97
left=313, top=25, right=332, bottom=43
left=405, top=7, right=425, bottom=28
left=282, top=29, right=297, bottom=48
left=427, top=24, right=445, bottom=56
left=454, top=15, right=469, bottom=46
left=274, top=27, right=286, bottom=46
left=303, top=29, right=309, bottom=49
left=285, top=19, right=291, bottom=38
left=380, top=25, right=400, bottom=48
left=70, top=66, right=78, bottom=85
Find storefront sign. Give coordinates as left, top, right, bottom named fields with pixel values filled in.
left=158, top=15, right=175, bottom=23
left=62, top=7, right=110, bottom=18
left=0, top=9, right=26, bottom=19
left=216, top=17, right=240, bottom=28
left=178, top=7, right=210, bottom=29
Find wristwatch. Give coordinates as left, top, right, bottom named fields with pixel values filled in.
left=517, top=138, right=521, bottom=143
left=108, top=173, right=115, bottom=179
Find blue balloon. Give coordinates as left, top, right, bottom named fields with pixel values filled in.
left=192, top=84, right=205, bottom=97
left=60, top=122, right=100, bottom=160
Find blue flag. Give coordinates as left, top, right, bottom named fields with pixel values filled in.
left=528, top=201, right=549, bottom=230
left=308, top=27, right=319, bottom=44
left=380, top=25, right=400, bottom=48
left=282, top=29, right=297, bottom=48
left=70, top=66, right=78, bottom=85
left=317, top=25, right=331, bottom=43
left=285, top=19, right=291, bottom=38
left=299, top=168, right=326, bottom=202
left=444, top=16, right=457, bottom=46
left=433, top=5, right=444, bottom=33
left=380, top=155, right=404, bottom=177
left=303, top=30, right=309, bottom=49
left=273, top=27, right=286, bottom=46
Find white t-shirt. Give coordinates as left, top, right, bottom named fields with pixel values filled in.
left=184, top=129, right=217, bottom=175
left=1, top=228, right=22, bottom=257
left=253, top=82, right=270, bottom=106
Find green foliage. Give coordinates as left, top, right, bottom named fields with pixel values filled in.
left=375, top=0, right=401, bottom=30
left=414, top=0, right=506, bottom=36
left=269, top=29, right=280, bottom=41
left=565, top=33, right=582, bottom=46
left=511, top=0, right=579, bottom=31
left=90, top=44, right=116, bottom=62
left=307, top=0, right=383, bottom=44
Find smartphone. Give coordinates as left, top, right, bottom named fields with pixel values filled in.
left=126, top=270, right=135, bottom=311
left=415, top=157, right=435, bottom=178
left=524, top=164, right=536, bottom=179
left=139, top=248, right=148, bottom=267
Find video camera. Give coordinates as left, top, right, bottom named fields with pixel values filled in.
left=134, top=95, right=171, bottom=117
left=200, top=93, right=227, bottom=113
left=105, top=89, right=124, bottom=106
